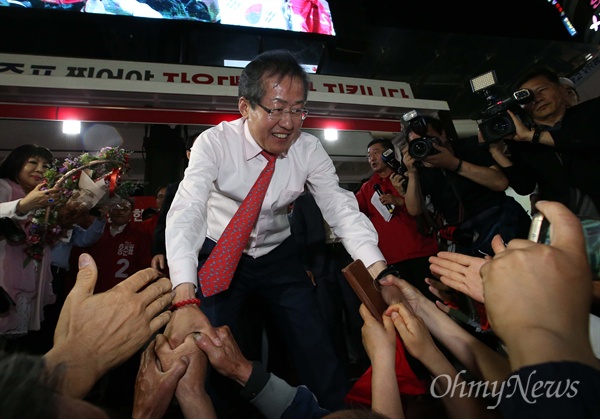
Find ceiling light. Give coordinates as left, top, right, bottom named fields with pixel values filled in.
left=324, top=129, right=338, bottom=141
left=223, top=59, right=317, bottom=74
left=62, top=120, right=81, bottom=134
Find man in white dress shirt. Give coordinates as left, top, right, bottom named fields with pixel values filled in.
left=164, top=49, right=388, bottom=413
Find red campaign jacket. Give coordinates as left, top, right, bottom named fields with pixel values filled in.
left=355, top=173, right=438, bottom=264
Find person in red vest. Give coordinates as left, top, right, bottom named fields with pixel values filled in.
left=84, top=198, right=152, bottom=293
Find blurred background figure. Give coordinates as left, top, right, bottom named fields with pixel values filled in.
left=139, top=184, right=167, bottom=239
left=356, top=137, right=439, bottom=301
left=559, top=76, right=579, bottom=107
left=289, top=187, right=369, bottom=378
left=151, top=133, right=198, bottom=277
left=0, top=144, right=61, bottom=354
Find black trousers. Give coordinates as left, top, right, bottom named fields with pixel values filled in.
left=197, top=237, right=350, bottom=416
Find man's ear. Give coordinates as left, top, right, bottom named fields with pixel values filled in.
left=239, top=97, right=249, bottom=118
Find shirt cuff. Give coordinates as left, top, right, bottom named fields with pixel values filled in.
left=168, top=259, right=199, bottom=290
left=352, top=243, right=386, bottom=269
left=247, top=370, right=298, bottom=419
left=240, top=361, right=271, bottom=401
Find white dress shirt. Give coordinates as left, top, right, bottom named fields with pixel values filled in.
left=166, top=117, right=384, bottom=289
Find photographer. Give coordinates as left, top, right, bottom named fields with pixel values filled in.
left=402, top=115, right=531, bottom=258
left=487, top=68, right=600, bottom=218
left=355, top=138, right=439, bottom=301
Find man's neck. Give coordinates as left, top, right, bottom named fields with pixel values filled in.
left=375, top=168, right=393, bottom=179
left=535, top=107, right=566, bottom=129
left=535, top=115, right=563, bottom=129
left=109, top=223, right=127, bottom=236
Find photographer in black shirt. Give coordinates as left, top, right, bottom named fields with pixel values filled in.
left=402, top=114, right=531, bottom=258
left=488, top=68, right=600, bottom=217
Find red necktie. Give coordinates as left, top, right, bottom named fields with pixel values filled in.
left=198, top=151, right=277, bottom=297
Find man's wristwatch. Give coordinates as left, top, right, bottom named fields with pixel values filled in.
left=531, top=127, right=543, bottom=144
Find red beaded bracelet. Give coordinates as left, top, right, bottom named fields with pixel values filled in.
left=169, top=298, right=201, bottom=312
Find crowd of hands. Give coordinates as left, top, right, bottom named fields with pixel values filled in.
left=39, top=200, right=598, bottom=419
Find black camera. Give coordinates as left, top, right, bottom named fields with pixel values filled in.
left=470, top=71, right=534, bottom=143
left=381, top=148, right=407, bottom=176
left=408, top=135, right=442, bottom=161
left=478, top=88, right=534, bottom=143
left=401, top=110, right=443, bottom=161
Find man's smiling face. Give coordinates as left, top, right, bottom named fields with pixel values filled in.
left=239, top=74, right=306, bottom=156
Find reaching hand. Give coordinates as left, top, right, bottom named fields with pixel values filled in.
left=151, top=254, right=167, bottom=271
left=45, top=253, right=173, bottom=398
left=164, top=302, right=221, bottom=349
left=387, top=302, right=439, bottom=363
left=429, top=252, right=490, bottom=303
left=133, top=335, right=189, bottom=419
left=154, top=333, right=214, bottom=418
left=359, top=304, right=397, bottom=368
left=193, top=325, right=253, bottom=387
left=480, top=201, right=596, bottom=368
left=424, top=277, right=455, bottom=303
left=378, top=275, right=425, bottom=315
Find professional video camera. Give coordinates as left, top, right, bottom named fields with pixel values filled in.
left=402, top=110, right=442, bottom=161
left=470, top=70, right=534, bottom=143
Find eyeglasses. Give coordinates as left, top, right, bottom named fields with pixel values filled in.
left=252, top=102, right=309, bottom=121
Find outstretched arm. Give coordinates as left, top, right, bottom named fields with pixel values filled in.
left=45, top=253, right=173, bottom=399
left=133, top=335, right=190, bottom=419
left=481, top=201, right=600, bottom=371
left=360, top=304, right=405, bottom=419
left=379, top=274, right=510, bottom=383
left=389, top=302, right=495, bottom=419
left=154, top=333, right=217, bottom=419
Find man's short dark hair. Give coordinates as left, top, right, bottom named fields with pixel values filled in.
left=238, top=49, right=310, bottom=105
left=154, top=184, right=168, bottom=196
left=367, top=138, right=394, bottom=151
left=514, top=67, right=560, bottom=91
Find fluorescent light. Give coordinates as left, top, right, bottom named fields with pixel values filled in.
left=224, top=59, right=318, bottom=74
left=324, top=129, right=338, bottom=141
left=63, top=120, right=81, bottom=134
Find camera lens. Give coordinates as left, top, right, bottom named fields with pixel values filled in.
left=479, top=113, right=515, bottom=143
left=408, top=138, right=433, bottom=161
left=490, top=118, right=510, bottom=134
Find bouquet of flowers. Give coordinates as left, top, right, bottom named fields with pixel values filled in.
left=24, top=147, right=144, bottom=267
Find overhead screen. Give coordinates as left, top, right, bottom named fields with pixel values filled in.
left=1, top=0, right=336, bottom=35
